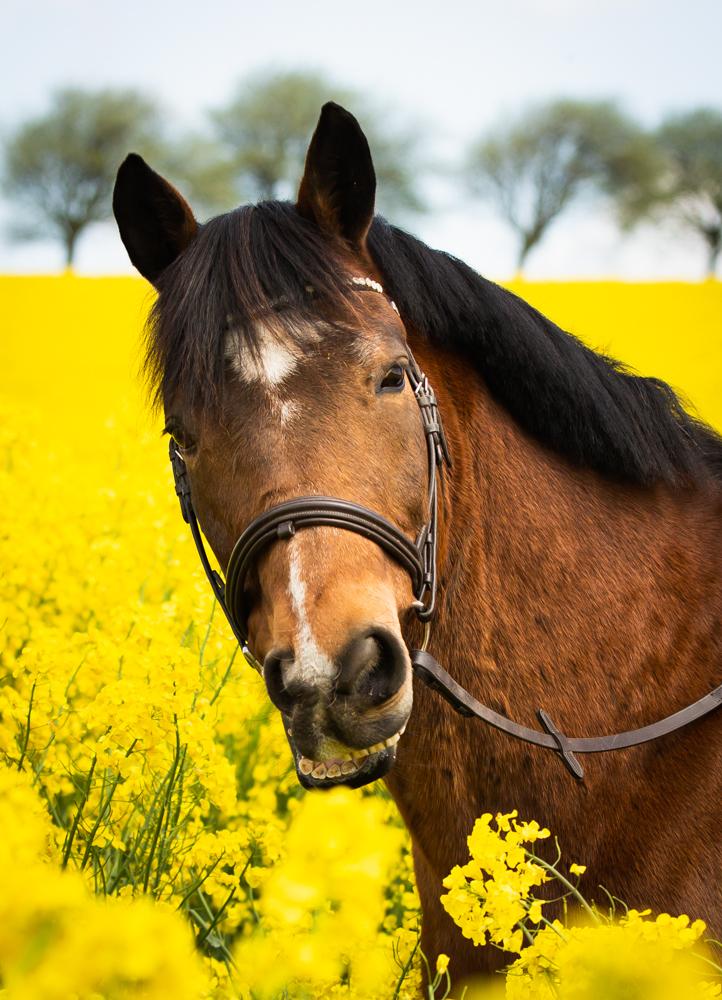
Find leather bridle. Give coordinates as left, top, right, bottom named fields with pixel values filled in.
left=168, top=278, right=722, bottom=781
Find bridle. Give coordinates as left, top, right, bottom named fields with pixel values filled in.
left=168, top=278, right=722, bottom=781
left=223, top=349, right=450, bottom=639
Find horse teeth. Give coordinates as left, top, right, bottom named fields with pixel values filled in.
left=298, top=726, right=406, bottom=779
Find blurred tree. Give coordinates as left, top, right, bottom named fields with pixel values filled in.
left=2, top=88, right=163, bottom=267
left=465, top=99, right=659, bottom=272
left=211, top=70, right=425, bottom=218
left=161, top=134, right=238, bottom=219
left=649, top=110, right=722, bottom=277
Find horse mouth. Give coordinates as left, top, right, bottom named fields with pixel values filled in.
left=284, top=723, right=403, bottom=789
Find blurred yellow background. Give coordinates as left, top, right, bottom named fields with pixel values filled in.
left=0, top=276, right=719, bottom=997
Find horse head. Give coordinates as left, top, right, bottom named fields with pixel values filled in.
left=113, top=104, right=432, bottom=790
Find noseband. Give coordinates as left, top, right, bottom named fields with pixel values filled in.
left=168, top=278, right=722, bottom=781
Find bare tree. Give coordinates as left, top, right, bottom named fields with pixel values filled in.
left=652, top=110, right=722, bottom=277
left=2, top=88, right=163, bottom=267
left=465, top=100, right=658, bottom=272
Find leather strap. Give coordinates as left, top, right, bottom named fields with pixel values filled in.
left=411, top=649, right=722, bottom=780
left=170, top=439, right=262, bottom=669
left=225, top=497, right=426, bottom=637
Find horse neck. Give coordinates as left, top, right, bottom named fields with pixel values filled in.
left=414, top=338, right=722, bottom=732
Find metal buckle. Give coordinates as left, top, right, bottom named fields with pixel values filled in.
left=412, top=373, right=452, bottom=469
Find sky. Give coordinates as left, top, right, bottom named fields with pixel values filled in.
left=4, top=0, right=722, bottom=278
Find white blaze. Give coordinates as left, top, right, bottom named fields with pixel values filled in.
left=287, top=539, right=336, bottom=686
left=278, top=400, right=299, bottom=426
left=228, top=334, right=298, bottom=387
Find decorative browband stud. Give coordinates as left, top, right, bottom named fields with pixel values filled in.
left=350, top=275, right=400, bottom=314
left=351, top=276, right=384, bottom=294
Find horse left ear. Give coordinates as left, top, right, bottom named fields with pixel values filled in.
left=113, top=154, right=198, bottom=286
left=297, top=102, right=376, bottom=249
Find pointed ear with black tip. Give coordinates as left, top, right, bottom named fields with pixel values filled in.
left=113, top=153, right=198, bottom=286
left=297, top=102, right=376, bottom=249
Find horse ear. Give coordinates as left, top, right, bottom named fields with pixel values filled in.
left=113, top=154, right=198, bottom=286
left=297, top=102, right=376, bottom=249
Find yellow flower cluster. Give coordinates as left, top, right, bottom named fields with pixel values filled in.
left=442, top=811, right=550, bottom=953
left=506, top=912, right=721, bottom=1000
left=233, top=789, right=409, bottom=998
left=0, top=765, right=209, bottom=998
left=442, top=806, right=721, bottom=1000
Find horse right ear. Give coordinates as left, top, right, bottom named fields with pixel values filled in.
left=113, top=154, right=198, bottom=286
left=297, top=102, right=376, bottom=249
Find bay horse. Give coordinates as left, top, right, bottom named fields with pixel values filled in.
left=113, top=102, right=722, bottom=981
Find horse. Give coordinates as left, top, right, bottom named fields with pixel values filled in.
left=113, top=102, right=722, bottom=982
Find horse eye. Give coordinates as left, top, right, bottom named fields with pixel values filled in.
left=164, top=420, right=196, bottom=454
left=379, top=364, right=406, bottom=393
left=173, top=434, right=197, bottom=455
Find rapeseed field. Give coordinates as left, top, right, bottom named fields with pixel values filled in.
left=1, top=276, right=720, bottom=998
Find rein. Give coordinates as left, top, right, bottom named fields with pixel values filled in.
left=168, top=279, right=722, bottom=781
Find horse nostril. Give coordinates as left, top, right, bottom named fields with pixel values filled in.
left=338, top=629, right=407, bottom=706
left=263, top=649, right=298, bottom=716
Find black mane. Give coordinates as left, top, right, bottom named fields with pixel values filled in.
left=147, top=203, right=359, bottom=413
left=148, top=202, right=722, bottom=487
left=369, top=220, right=722, bottom=487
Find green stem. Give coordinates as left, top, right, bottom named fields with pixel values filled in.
left=209, top=646, right=238, bottom=707
left=62, top=755, right=97, bottom=868
left=537, top=914, right=569, bottom=943
left=153, top=744, right=187, bottom=893
left=199, top=600, right=216, bottom=665
left=80, top=772, right=121, bottom=870
left=17, top=679, right=36, bottom=771
left=142, top=731, right=183, bottom=893
left=196, top=886, right=237, bottom=946
left=174, top=854, right=225, bottom=911
left=526, top=849, right=598, bottom=923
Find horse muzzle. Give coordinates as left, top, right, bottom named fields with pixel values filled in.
left=265, top=626, right=412, bottom=789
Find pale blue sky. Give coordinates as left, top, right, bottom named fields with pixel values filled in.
left=4, top=0, right=722, bottom=277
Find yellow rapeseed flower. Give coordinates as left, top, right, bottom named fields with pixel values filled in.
left=2, top=275, right=721, bottom=998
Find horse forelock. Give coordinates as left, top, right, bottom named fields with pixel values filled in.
left=144, top=201, right=361, bottom=414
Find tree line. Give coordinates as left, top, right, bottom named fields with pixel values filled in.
left=3, top=71, right=721, bottom=276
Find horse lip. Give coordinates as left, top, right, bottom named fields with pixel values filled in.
left=281, top=713, right=397, bottom=789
